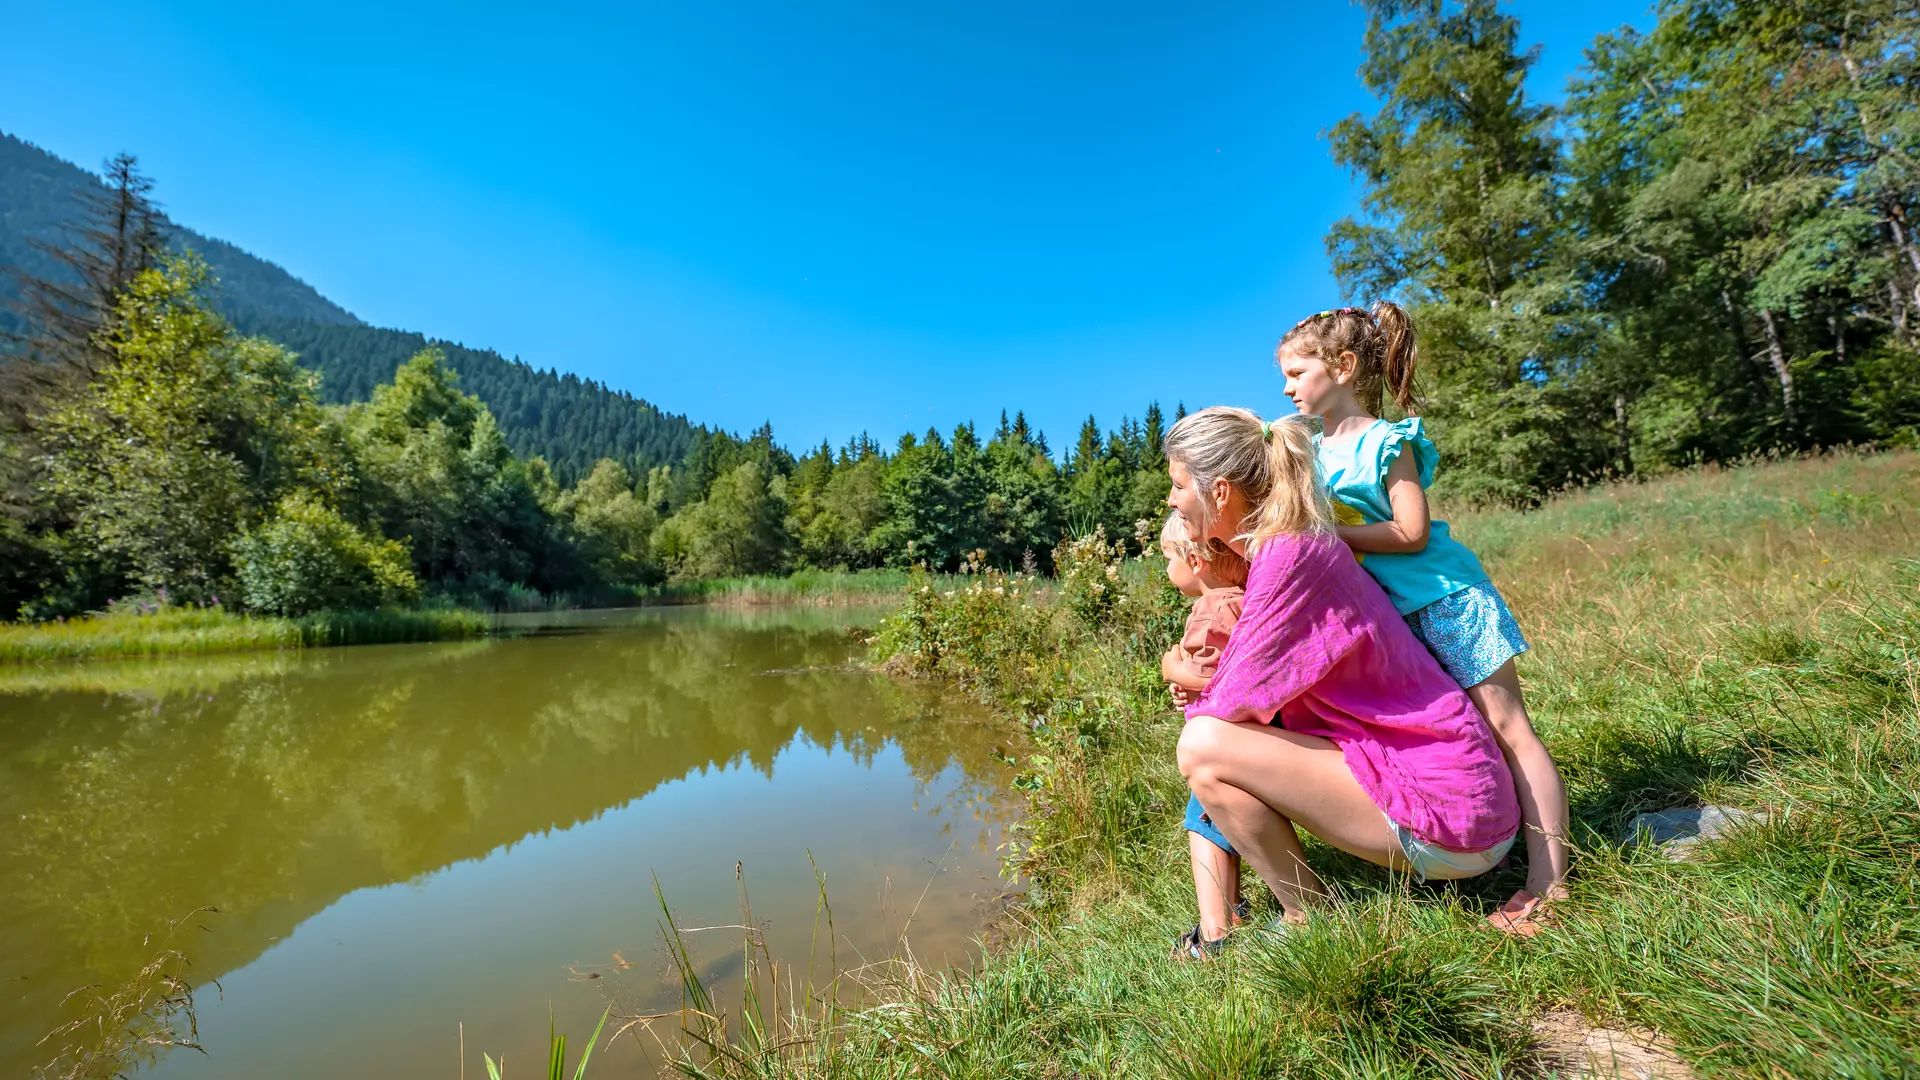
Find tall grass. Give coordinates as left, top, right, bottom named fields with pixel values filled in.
left=32, top=910, right=218, bottom=1080
left=0, top=606, right=491, bottom=665
left=651, top=449, right=1920, bottom=1078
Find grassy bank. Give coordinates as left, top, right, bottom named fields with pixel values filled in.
left=0, top=568, right=933, bottom=666
left=653, top=449, right=1919, bottom=1078
left=0, top=606, right=491, bottom=665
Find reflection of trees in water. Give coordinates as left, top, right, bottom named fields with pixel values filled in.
left=0, top=620, right=1017, bottom=1074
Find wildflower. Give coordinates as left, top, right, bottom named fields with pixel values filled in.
left=993, top=587, right=1005, bottom=596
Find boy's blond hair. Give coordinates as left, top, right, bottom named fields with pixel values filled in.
left=1159, top=511, right=1206, bottom=561
left=1160, top=511, right=1250, bottom=587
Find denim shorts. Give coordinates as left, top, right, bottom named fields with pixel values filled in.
left=1405, top=581, right=1530, bottom=689
left=1387, top=814, right=1515, bottom=883
left=1184, top=793, right=1237, bottom=855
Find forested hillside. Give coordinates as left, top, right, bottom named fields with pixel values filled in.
left=233, top=315, right=705, bottom=482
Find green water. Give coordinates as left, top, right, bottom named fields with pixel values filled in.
left=0, top=606, right=1019, bottom=1078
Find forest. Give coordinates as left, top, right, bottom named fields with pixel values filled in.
left=1336, top=0, right=1917, bottom=502
left=0, top=158, right=1172, bottom=618
left=1, top=0, right=1914, bottom=621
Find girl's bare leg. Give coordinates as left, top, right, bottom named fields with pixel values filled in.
left=1467, top=660, right=1571, bottom=901
left=1189, top=832, right=1239, bottom=941
left=1178, top=716, right=1402, bottom=922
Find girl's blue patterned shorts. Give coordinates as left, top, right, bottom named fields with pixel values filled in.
left=1405, top=581, right=1529, bottom=689
left=1184, top=793, right=1236, bottom=854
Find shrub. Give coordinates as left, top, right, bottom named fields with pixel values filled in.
left=872, top=568, right=1050, bottom=697
left=1052, top=526, right=1127, bottom=629
left=232, top=492, right=419, bottom=616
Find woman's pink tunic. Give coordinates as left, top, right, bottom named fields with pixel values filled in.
left=1187, top=532, right=1519, bottom=852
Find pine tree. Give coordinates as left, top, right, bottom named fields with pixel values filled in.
left=1328, top=0, right=1613, bottom=502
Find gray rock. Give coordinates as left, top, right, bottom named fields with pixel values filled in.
left=1627, top=805, right=1766, bottom=859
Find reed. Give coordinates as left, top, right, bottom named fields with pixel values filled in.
left=0, top=606, right=491, bottom=665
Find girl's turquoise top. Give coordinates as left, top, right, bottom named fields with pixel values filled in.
left=1315, top=418, right=1488, bottom=615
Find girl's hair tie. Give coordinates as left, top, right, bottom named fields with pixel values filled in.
left=1290, top=306, right=1376, bottom=332
left=1259, top=419, right=1273, bottom=440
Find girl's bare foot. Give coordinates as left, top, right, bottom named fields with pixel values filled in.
left=1486, top=886, right=1566, bottom=937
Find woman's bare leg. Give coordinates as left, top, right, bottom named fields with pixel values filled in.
left=1467, top=661, right=1571, bottom=901
left=1189, top=833, right=1238, bottom=941
left=1179, top=715, right=1402, bottom=922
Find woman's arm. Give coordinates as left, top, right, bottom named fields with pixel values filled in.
left=1335, top=451, right=1430, bottom=554
left=1192, top=538, right=1362, bottom=724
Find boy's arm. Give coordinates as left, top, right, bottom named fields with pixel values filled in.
left=1162, top=641, right=1215, bottom=691
left=1164, top=646, right=1218, bottom=691
left=1166, top=663, right=1212, bottom=691
left=1335, top=452, right=1430, bottom=554
left=1160, top=643, right=1185, bottom=684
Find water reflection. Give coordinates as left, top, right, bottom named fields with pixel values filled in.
left=0, top=608, right=1017, bottom=1078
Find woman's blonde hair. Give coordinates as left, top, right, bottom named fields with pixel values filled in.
left=1163, top=407, right=1333, bottom=553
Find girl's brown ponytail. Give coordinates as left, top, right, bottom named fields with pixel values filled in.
left=1369, top=301, right=1420, bottom=415
left=1278, top=300, right=1424, bottom=417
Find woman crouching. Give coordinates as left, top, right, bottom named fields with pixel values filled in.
left=1166, top=407, right=1519, bottom=936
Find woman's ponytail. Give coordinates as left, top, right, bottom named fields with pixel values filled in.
left=1370, top=301, right=1420, bottom=416
left=1242, top=415, right=1334, bottom=551
left=1165, top=407, right=1333, bottom=557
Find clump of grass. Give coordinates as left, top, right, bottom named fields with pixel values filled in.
left=0, top=606, right=490, bottom=665
left=293, top=606, right=490, bottom=647
left=34, top=910, right=218, bottom=1080
left=480, top=1007, right=608, bottom=1080
left=639, top=448, right=1920, bottom=1078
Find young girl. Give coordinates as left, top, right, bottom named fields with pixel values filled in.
left=1277, top=303, right=1571, bottom=935
left=1157, top=511, right=1250, bottom=958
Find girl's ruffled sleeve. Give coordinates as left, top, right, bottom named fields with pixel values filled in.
left=1378, top=418, right=1439, bottom=489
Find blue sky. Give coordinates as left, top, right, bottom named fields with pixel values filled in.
left=4, top=1, right=1652, bottom=452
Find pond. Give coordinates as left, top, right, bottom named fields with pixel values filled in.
left=0, top=606, right=1020, bottom=1078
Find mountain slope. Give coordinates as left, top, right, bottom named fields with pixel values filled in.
left=0, top=131, right=359, bottom=330
left=1, top=131, right=707, bottom=483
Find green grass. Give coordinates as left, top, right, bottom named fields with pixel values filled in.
left=0, top=606, right=491, bottom=665
left=648, top=448, right=1920, bottom=1079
